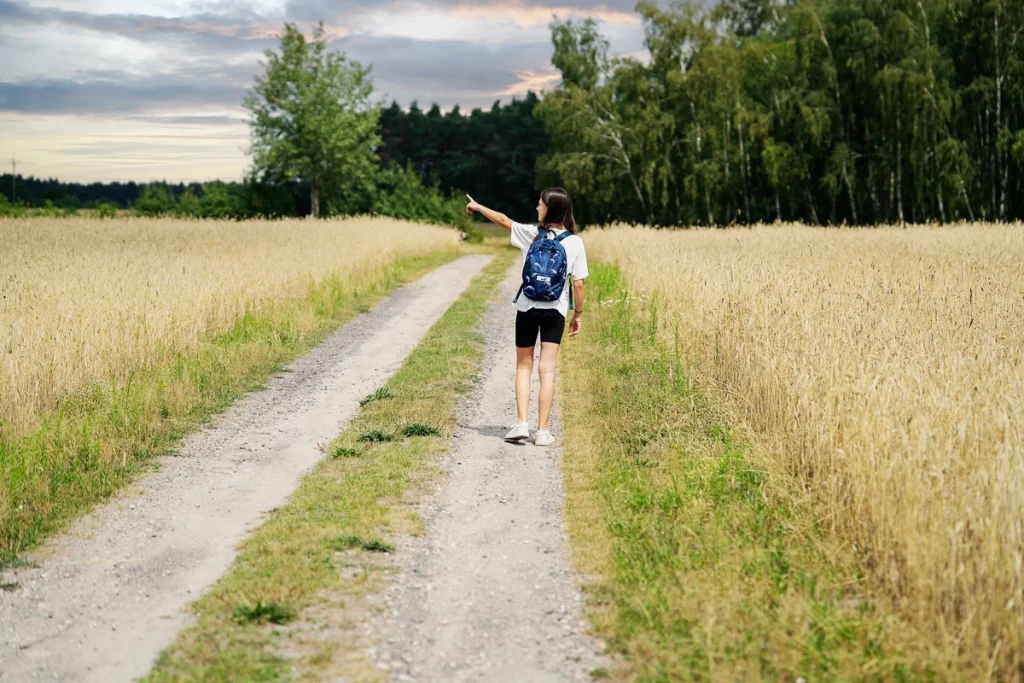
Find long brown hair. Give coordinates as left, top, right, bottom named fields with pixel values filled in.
left=540, top=187, right=577, bottom=234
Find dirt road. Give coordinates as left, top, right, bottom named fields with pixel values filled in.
left=0, top=255, right=492, bottom=683
left=368, top=262, right=608, bottom=681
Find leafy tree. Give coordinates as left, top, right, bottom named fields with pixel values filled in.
left=198, top=181, right=244, bottom=219
left=134, top=184, right=176, bottom=216
left=370, top=162, right=473, bottom=230
left=176, top=188, right=201, bottom=216
left=244, top=22, right=381, bottom=218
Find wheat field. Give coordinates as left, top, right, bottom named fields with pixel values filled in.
left=588, top=223, right=1024, bottom=678
left=0, top=216, right=457, bottom=439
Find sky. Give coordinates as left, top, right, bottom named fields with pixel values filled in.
left=0, top=0, right=662, bottom=183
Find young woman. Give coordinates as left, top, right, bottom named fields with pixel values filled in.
left=465, top=188, right=588, bottom=446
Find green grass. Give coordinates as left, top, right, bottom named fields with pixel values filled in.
left=143, top=248, right=516, bottom=682
left=234, top=601, right=296, bottom=626
left=331, top=535, right=394, bottom=554
left=559, top=262, right=937, bottom=682
left=0, top=250, right=463, bottom=561
left=403, top=423, right=440, bottom=437
left=359, top=387, right=396, bottom=407
left=357, top=429, right=396, bottom=443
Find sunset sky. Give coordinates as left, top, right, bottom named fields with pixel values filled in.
left=0, top=1, right=663, bottom=183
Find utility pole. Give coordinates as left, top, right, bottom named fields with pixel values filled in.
left=10, top=155, right=15, bottom=205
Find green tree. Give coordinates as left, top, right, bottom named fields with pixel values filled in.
left=244, top=22, right=380, bottom=218
left=176, top=188, right=201, bottom=216
left=135, top=184, right=175, bottom=216
left=199, top=181, right=245, bottom=218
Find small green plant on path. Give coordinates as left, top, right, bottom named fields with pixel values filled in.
left=233, top=601, right=295, bottom=626
left=332, top=535, right=394, bottom=554
left=143, top=248, right=515, bottom=682
left=359, top=387, right=395, bottom=406
left=358, top=429, right=396, bottom=443
left=403, top=423, right=440, bottom=437
left=558, top=262, right=940, bottom=682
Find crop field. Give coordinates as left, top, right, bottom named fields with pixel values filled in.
left=1, top=217, right=456, bottom=437
left=0, top=216, right=458, bottom=551
left=586, top=223, right=1024, bottom=677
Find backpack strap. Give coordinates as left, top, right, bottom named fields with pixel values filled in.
left=554, top=231, right=575, bottom=310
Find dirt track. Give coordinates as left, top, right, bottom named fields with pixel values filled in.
left=0, top=255, right=491, bottom=683
left=367, top=261, right=609, bottom=682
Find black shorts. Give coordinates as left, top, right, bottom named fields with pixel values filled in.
left=515, top=308, right=566, bottom=347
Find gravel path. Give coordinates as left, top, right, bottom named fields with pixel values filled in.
left=369, top=260, right=609, bottom=682
left=0, top=255, right=492, bottom=683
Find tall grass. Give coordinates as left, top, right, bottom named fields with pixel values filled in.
left=0, top=216, right=458, bottom=554
left=1, top=216, right=456, bottom=437
left=587, top=224, right=1024, bottom=678
left=560, top=262, right=931, bottom=680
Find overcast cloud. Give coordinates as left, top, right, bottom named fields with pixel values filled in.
left=0, top=0, right=662, bottom=182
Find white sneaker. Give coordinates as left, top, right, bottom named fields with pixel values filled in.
left=504, top=422, right=529, bottom=442
left=533, top=430, right=555, bottom=447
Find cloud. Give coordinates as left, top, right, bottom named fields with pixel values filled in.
left=0, top=0, right=282, bottom=41
left=0, top=32, right=557, bottom=119
left=0, top=0, right=665, bottom=181
left=0, top=73, right=250, bottom=116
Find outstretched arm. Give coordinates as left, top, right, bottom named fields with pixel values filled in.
left=465, top=194, right=513, bottom=231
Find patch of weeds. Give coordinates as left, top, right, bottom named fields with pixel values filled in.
left=403, top=423, right=440, bottom=437
left=331, top=535, right=394, bottom=554
left=332, top=446, right=360, bottom=459
left=0, top=552, right=34, bottom=571
left=233, top=601, right=295, bottom=626
left=357, top=429, right=396, bottom=443
left=1, top=582, right=19, bottom=592
left=361, top=539, right=394, bottom=553
left=359, top=386, right=396, bottom=407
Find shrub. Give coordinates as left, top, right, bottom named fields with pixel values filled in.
left=370, top=162, right=475, bottom=232
left=176, top=188, right=200, bottom=217
left=135, top=184, right=176, bottom=216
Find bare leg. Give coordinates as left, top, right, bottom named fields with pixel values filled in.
left=515, top=346, right=534, bottom=424
left=537, top=342, right=560, bottom=431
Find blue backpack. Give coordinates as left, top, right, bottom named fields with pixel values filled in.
left=514, top=226, right=574, bottom=308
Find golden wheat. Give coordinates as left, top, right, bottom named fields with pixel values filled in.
left=588, top=223, right=1024, bottom=678
left=0, top=216, right=457, bottom=438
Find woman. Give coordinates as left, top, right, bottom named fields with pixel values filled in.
left=465, top=188, right=588, bottom=446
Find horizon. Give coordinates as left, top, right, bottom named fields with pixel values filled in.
left=1, top=1, right=664, bottom=184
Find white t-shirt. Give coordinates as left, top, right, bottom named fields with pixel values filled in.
left=511, top=222, right=589, bottom=319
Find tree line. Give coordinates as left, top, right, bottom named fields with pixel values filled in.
left=0, top=25, right=546, bottom=228
left=537, top=0, right=1024, bottom=226
left=6, top=2, right=1021, bottom=228
left=0, top=89, right=545, bottom=227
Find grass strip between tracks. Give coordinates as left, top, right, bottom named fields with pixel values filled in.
left=1, top=249, right=471, bottom=566
left=559, top=262, right=938, bottom=682
left=144, top=248, right=515, bottom=682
